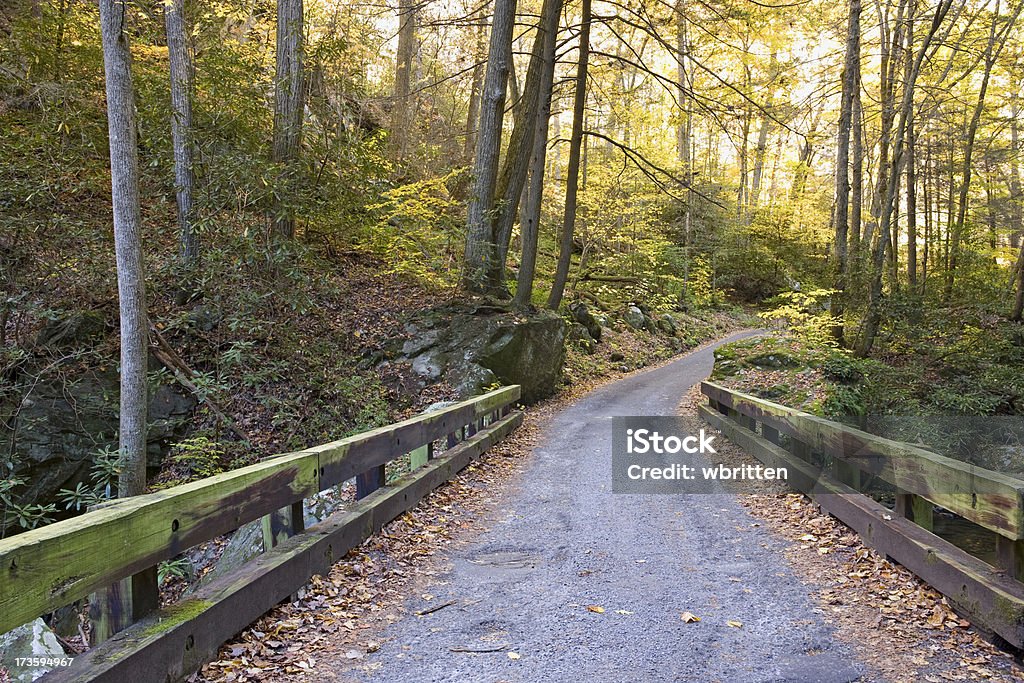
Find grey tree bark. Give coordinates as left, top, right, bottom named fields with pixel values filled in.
left=391, top=0, right=416, bottom=160
left=464, top=18, right=487, bottom=161
left=832, top=0, right=860, bottom=345
left=490, top=0, right=563, bottom=289
left=513, top=0, right=560, bottom=307
left=270, top=0, right=304, bottom=241
left=99, top=0, right=148, bottom=497
left=546, top=0, right=591, bottom=310
left=164, top=0, right=198, bottom=277
left=462, top=0, right=517, bottom=293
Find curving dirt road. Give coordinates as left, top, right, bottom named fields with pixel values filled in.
left=343, top=331, right=866, bottom=683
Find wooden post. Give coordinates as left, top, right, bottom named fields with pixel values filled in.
left=762, top=424, right=780, bottom=445
left=409, top=444, right=428, bottom=470
left=262, top=500, right=305, bottom=550
left=89, top=566, right=159, bottom=645
left=467, top=420, right=478, bottom=437
left=833, top=458, right=862, bottom=491
left=996, top=536, right=1024, bottom=582
left=894, top=491, right=933, bottom=531
left=356, top=465, right=386, bottom=499
left=790, top=438, right=811, bottom=463
left=427, top=441, right=436, bottom=461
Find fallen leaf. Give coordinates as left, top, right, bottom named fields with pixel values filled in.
left=586, top=605, right=605, bottom=614
left=507, top=652, right=521, bottom=660
left=615, top=610, right=634, bottom=615
left=680, top=612, right=701, bottom=623
left=727, top=620, right=743, bottom=628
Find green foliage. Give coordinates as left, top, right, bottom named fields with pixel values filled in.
left=168, top=436, right=226, bottom=481
left=760, top=289, right=839, bottom=347
left=363, top=170, right=467, bottom=285
left=158, top=557, right=193, bottom=585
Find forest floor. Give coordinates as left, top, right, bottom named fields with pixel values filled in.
left=195, top=331, right=1024, bottom=683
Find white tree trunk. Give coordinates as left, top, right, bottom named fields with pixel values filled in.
left=164, top=0, right=198, bottom=271
left=99, top=0, right=148, bottom=497
left=271, top=0, right=305, bottom=241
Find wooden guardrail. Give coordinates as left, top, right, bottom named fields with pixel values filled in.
left=0, top=385, right=522, bottom=682
left=700, top=381, right=1024, bottom=648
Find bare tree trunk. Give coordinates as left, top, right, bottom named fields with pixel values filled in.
left=675, top=0, right=690, bottom=169
left=546, top=0, right=591, bottom=310
left=99, top=0, right=148, bottom=497
left=463, top=0, right=517, bottom=292
left=164, top=0, right=198, bottom=281
left=859, top=0, right=953, bottom=356
left=270, top=0, right=304, bottom=241
left=945, top=0, right=1022, bottom=299
left=906, top=117, right=918, bottom=289
left=491, top=0, right=562, bottom=291
left=832, top=0, right=860, bottom=345
left=464, top=17, right=487, bottom=161
left=391, top=0, right=417, bottom=160
left=514, top=2, right=559, bottom=307
left=850, top=71, right=864, bottom=264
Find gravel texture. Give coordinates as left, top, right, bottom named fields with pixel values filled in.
left=353, top=331, right=866, bottom=683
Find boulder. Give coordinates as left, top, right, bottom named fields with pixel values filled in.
left=656, top=314, right=677, bottom=336
left=34, top=311, right=106, bottom=349
left=0, top=619, right=67, bottom=682
left=2, top=366, right=196, bottom=515
left=623, top=305, right=646, bottom=330
left=477, top=313, right=566, bottom=403
left=566, top=323, right=597, bottom=355
left=398, top=303, right=567, bottom=404
left=568, top=302, right=602, bottom=342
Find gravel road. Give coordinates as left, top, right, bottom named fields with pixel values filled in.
left=352, top=331, right=867, bottom=683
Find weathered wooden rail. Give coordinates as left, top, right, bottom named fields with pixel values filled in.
left=0, top=385, right=522, bottom=682
left=700, top=381, right=1024, bottom=647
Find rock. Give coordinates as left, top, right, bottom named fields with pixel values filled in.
left=0, top=618, right=67, bottom=682
left=477, top=313, right=566, bottom=403
left=567, top=323, right=597, bottom=355
left=610, top=351, right=625, bottom=362
left=569, top=302, right=602, bottom=342
left=656, top=313, right=677, bottom=335
left=623, top=305, right=646, bottom=330
left=1, top=365, right=196, bottom=515
left=396, top=304, right=567, bottom=404
left=186, top=305, right=222, bottom=332
left=411, top=349, right=446, bottom=381
left=34, top=311, right=106, bottom=348
left=402, top=328, right=442, bottom=357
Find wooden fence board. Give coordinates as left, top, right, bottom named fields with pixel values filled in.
left=43, top=410, right=523, bottom=683
left=0, top=452, right=319, bottom=635
left=700, top=405, right=1024, bottom=648
left=702, top=382, right=1024, bottom=539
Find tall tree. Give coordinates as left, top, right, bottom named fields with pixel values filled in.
left=832, top=0, right=860, bottom=344
left=945, top=0, right=1022, bottom=299
left=164, top=0, right=197, bottom=281
left=462, top=0, right=517, bottom=293
left=859, top=0, right=954, bottom=356
left=547, top=0, right=591, bottom=310
left=99, top=0, right=148, bottom=497
left=514, top=0, right=560, bottom=306
left=490, top=0, right=563, bottom=289
left=391, top=0, right=417, bottom=160
left=270, top=0, right=305, bottom=241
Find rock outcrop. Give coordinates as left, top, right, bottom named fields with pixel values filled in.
left=394, top=303, right=567, bottom=404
